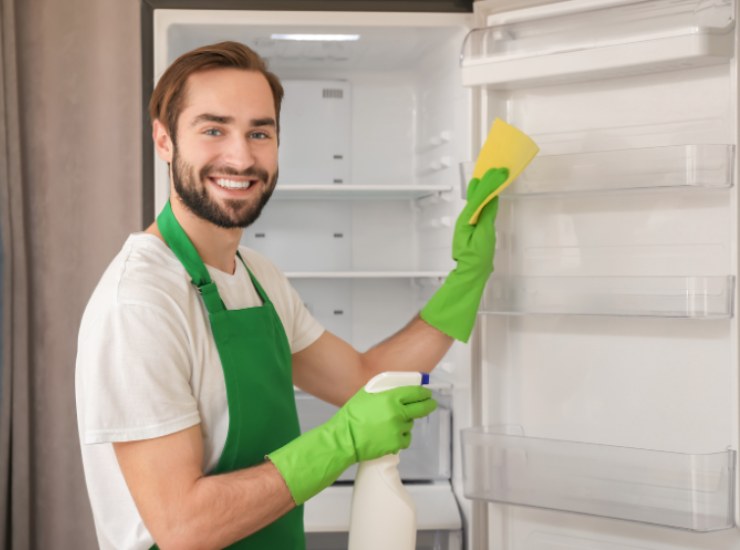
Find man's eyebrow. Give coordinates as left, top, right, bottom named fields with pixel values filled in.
left=190, top=113, right=234, bottom=127
left=251, top=117, right=277, bottom=128
left=189, top=114, right=276, bottom=128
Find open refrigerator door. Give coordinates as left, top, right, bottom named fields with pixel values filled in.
left=462, top=0, right=739, bottom=548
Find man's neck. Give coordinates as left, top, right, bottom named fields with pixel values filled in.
left=146, top=198, right=243, bottom=274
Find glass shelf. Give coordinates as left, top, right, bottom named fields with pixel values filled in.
left=480, top=276, right=734, bottom=319
left=460, top=0, right=735, bottom=88
left=461, top=426, right=736, bottom=532
left=273, top=184, right=454, bottom=200
left=286, top=271, right=447, bottom=279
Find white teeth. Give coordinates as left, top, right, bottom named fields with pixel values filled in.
left=215, top=178, right=253, bottom=189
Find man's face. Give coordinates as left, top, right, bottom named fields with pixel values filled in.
left=169, top=68, right=279, bottom=229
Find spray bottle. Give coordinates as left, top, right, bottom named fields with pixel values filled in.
left=347, top=371, right=430, bottom=550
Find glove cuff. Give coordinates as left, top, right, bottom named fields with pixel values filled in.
left=267, top=419, right=356, bottom=505
left=421, top=267, right=491, bottom=342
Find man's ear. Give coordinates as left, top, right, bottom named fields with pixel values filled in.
left=152, top=119, right=174, bottom=163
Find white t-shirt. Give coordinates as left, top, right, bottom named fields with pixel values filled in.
left=75, top=233, right=324, bottom=550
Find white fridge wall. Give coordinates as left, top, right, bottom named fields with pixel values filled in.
left=467, top=0, right=740, bottom=547
left=349, top=72, right=415, bottom=185
left=415, top=29, right=472, bottom=272
left=247, top=200, right=353, bottom=272
left=507, top=66, right=732, bottom=153
left=290, top=277, right=427, bottom=352
left=278, top=80, right=351, bottom=186
left=482, top=315, right=733, bottom=449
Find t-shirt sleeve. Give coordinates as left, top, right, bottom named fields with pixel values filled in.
left=77, top=301, right=201, bottom=445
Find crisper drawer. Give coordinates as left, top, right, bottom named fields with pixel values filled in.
left=294, top=386, right=451, bottom=481
left=304, top=483, right=462, bottom=549
left=306, top=529, right=462, bottom=550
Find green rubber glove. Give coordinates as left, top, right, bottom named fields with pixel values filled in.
left=267, top=385, right=436, bottom=505
left=420, top=167, right=510, bottom=342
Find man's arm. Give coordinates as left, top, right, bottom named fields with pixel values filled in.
left=115, top=384, right=437, bottom=547
left=114, top=425, right=294, bottom=550
left=292, top=315, right=452, bottom=407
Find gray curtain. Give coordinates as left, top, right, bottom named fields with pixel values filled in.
left=0, top=0, right=31, bottom=546
left=0, top=0, right=141, bottom=547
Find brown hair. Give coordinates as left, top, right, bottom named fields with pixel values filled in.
left=148, top=41, right=284, bottom=143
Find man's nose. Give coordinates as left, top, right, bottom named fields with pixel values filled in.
left=223, top=136, right=256, bottom=171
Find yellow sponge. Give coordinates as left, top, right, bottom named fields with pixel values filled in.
left=468, top=118, right=539, bottom=224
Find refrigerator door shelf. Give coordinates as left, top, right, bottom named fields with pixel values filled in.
left=461, top=144, right=734, bottom=198
left=273, top=184, right=455, bottom=201
left=462, top=31, right=733, bottom=89
left=480, top=275, right=735, bottom=319
left=461, top=426, right=736, bottom=532
left=461, top=0, right=735, bottom=89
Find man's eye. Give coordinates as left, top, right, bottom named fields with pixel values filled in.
left=204, top=128, right=222, bottom=136
left=250, top=131, right=271, bottom=140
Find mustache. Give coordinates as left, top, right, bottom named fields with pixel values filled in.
left=199, top=164, right=270, bottom=182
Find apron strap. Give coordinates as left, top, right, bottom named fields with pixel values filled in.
left=157, top=201, right=226, bottom=313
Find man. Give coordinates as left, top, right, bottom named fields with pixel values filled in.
left=76, top=41, right=508, bottom=549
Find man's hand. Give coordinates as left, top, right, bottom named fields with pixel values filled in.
left=268, top=384, right=437, bottom=505
left=420, top=167, right=510, bottom=342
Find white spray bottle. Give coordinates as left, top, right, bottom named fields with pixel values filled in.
left=347, top=371, right=430, bottom=550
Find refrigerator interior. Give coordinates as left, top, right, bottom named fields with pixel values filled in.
left=153, top=8, right=474, bottom=548
left=463, top=0, right=740, bottom=548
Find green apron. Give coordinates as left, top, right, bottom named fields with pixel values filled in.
left=153, top=201, right=305, bottom=549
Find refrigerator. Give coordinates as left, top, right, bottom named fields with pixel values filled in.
left=146, top=0, right=740, bottom=548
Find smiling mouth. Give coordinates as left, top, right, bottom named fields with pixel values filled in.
left=210, top=177, right=258, bottom=190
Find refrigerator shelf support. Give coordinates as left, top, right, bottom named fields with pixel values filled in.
left=461, top=426, right=736, bottom=532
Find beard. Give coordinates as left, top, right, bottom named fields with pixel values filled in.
left=171, top=146, right=277, bottom=229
